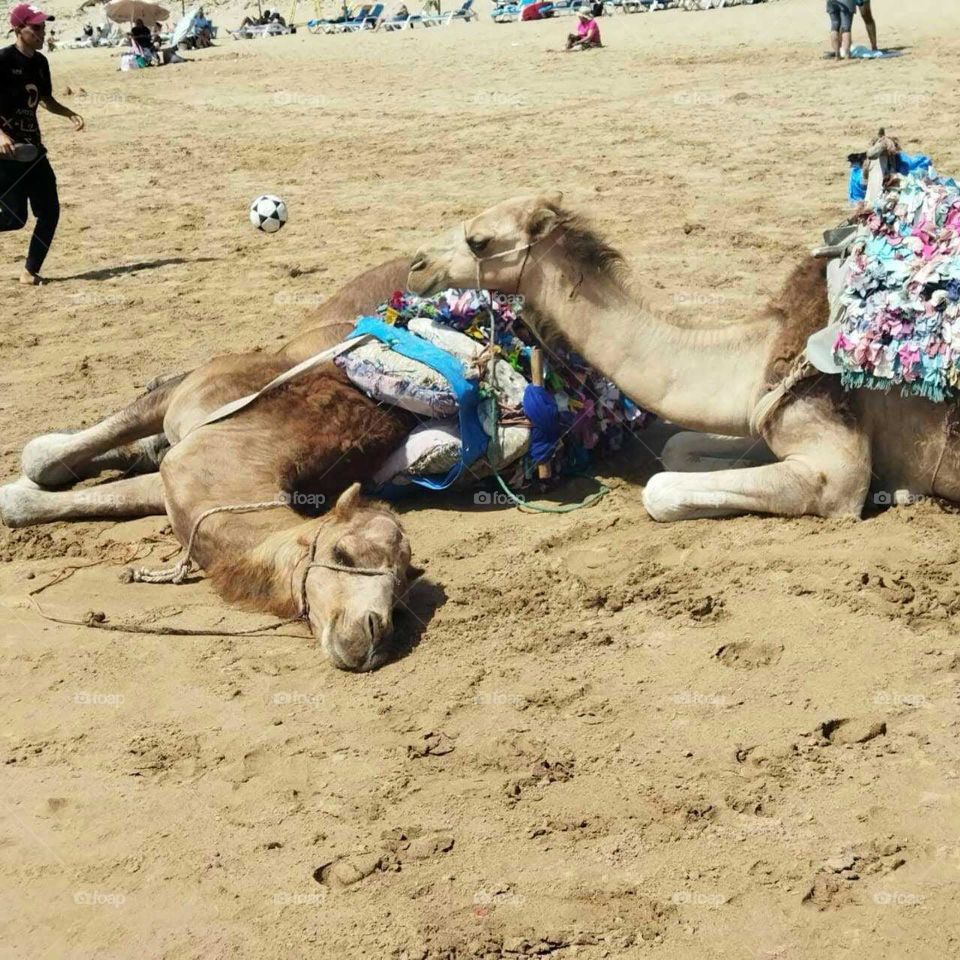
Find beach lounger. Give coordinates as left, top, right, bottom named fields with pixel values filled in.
left=311, top=4, right=370, bottom=32
left=491, top=0, right=520, bottom=21
left=420, top=0, right=476, bottom=25
left=339, top=3, right=385, bottom=30
left=381, top=13, right=414, bottom=30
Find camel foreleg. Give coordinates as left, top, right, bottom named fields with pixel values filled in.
left=659, top=432, right=777, bottom=473
left=0, top=474, right=166, bottom=528
left=645, top=388, right=871, bottom=521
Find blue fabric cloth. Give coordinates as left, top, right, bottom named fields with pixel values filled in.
left=349, top=317, right=488, bottom=490
left=848, top=152, right=934, bottom=202
left=523, top=384, right=565, bottom=464
left=849, top=45, right=904, bottom=59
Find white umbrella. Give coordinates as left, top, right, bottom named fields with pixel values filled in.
left=170, top=4, right=199, bottom=45
left=105, top=0, right=170, bottom=23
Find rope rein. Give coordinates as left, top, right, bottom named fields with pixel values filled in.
left=129, top=500, right=289, bottom=584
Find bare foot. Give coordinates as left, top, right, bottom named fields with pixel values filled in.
left=18, top=270, right=44, bottom=286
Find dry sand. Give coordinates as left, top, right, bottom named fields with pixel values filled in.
left=3, top=0, right=960, bottom=957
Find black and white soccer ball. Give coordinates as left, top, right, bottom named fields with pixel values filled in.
left=249, top=194, right=288, bottom=234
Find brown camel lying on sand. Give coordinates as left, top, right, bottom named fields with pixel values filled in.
left=2, top=258, right=423, bottom=671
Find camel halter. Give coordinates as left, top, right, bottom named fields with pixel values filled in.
left=462, top=221, right=541, bottom=295
left=299, top=520, right=402, bottom=621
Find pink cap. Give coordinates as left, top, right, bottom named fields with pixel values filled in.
left=10, top=4, right=55, bottom=28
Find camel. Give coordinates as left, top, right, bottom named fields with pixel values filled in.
left=406, top=192, right=960, bottom=521
left=2, top=258, right=424, bottom=670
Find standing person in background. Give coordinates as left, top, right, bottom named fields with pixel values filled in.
left=856, top=0, right=877, bottom=52
left=826, top=0, right=854, bottom=60
left=0, top=4, right=84, bottom=286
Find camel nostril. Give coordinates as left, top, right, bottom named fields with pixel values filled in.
left=365, top=612, right=384, bottom=644
left=409, top=255, right=428, bottom=273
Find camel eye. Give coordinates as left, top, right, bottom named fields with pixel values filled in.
left=332, top=545, right=354, bottom=568
left=467, top=235, right=490, bottom=255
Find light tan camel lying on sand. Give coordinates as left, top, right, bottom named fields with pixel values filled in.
left=2, top=260, right=422, bottom=671
left=407, top=192, right=960, bottom=521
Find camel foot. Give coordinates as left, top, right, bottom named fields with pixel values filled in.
left=0, top=477, right=46, bottom=528
left=21, top=432, right=80, bottom=487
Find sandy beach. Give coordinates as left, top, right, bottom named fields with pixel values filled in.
left=2, top=0, right=960, bottom=956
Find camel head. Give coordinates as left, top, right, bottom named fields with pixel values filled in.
left=408, top=192, right=567, bottom=296
left=301, top=485, right=419, bottom=672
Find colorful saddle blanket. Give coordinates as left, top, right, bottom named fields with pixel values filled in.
left=832, top=171, right=960, bottom=402
left=337, top=289, right=649, bottom=490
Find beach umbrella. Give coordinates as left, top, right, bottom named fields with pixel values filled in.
left=170, top=4, right=198, bottom=44
left=104, top=0, right=170, bottom=23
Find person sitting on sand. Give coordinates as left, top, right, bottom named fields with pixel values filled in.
left=131, top=17, right=160, bottom=62
left=193, top=8, right=214, bottom=46
left=566, top=8, right=600, bottom=50
left=826, top=0, right=854, bottom=60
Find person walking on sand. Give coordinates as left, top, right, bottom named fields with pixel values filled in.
left=0, top=4, right=84, bottom=286
left=826, top=0, right=855, bottom=60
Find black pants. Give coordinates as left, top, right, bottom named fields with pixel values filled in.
left=0, top=154, right=60, bottom=275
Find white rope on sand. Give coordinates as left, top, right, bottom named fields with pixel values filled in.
left=128, top=500, right=288, bottom=584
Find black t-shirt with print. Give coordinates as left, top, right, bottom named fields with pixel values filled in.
left=0, top=45, right=52, bottom=147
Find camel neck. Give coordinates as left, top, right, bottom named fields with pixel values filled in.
left=521, top=258, right=773, bottom=436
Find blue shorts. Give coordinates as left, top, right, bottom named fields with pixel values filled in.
left=827, top=0, right=853, bottom=31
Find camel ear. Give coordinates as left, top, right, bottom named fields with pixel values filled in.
left=526, top=204, right=560, bottom=243
left=332, top=482, right=362, bottom=519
